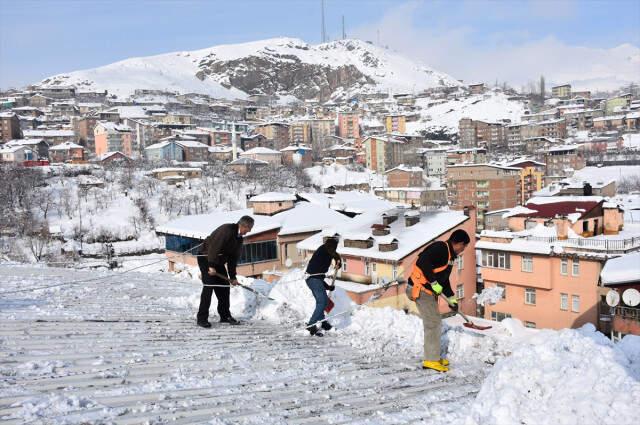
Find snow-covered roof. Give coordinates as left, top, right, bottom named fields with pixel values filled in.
left=476, top=239, right=552, bottom=255
left=297, top=209, right=470, bottom=261
left=208, top=146, right=243, bottom=153
left=5, top=138, right=47, bottom=146
left=97, top=121, right=132, bottom=132
left=175, top=140, right=209, bottom=148
left=547, top=144, right=578, bottom=153
left=280, top=145, right=313, bottom=152
left=242, top=146, right=281, bottom=155
left=0, top=145, right=31, bottom=154
left=97, top=151, right=131, bottom=161
left=49, top=141, right=83, bottom=150
left=23, top=129, right=75, bottom=138
left=273, top=202, right=350, bottom=236
left=385, top=164, right=423, bottom=174
left=151, top=167, right=202, bottom=173
left=601, top=252, right=640, bottom=286
left=227, top=157, right=269, bottom=165
left=156, top=208, right=281, bottom=240
left=249, top=192, right=297, bottom=202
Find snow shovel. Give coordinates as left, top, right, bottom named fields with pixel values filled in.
left=439, top=293, right=492, bottom=330
left=324, top=267, right=338, bottom=313
left=213, top=272, right=276, bottom=301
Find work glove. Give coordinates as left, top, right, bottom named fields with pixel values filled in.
left=447, top=296, right=458, bottom=312
left=430, top=281, right=443, bottom=295
left=324, top=282, right=336, bottom=291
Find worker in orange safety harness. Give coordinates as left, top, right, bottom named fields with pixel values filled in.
left=406, top=229, right=471, bottom=372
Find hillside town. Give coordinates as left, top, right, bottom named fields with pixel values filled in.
left=1, top=69, right=639, bottom=341
left=1, top=0, right=640, bottom=420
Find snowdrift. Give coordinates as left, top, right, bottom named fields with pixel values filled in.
left=235, top=268, right=640, bottom=424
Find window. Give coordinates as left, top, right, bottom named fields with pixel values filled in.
left=238, top=240, right=278, bottom=265
left=476, top=191, right=489, bottom=197
left=477, top=180, right=489, bottom=188
left=572, top=295, right=580, bottom=312
left=560, top=258, right=568, bottom=275
left=364, top=261, right=370, bottom=275
left=456, top=284, right=464, bottom=299
left=572, top=258, right=580, bottom=276
left=165, top=235, right=202, bottom=254
left=482, top=250, right=511, bottom=269
left=456, top=255, right=464, bottom=271
left=521, top=255, right=533, bottom=272
left=392, top=264, right=398, bottom=279
left=524, top=321, right=537, bottom=328
left=341, top=260, right=347, bottom=272
left=525, top=288, right=536, bottom=305
left=490, top=311, right=512, bottom=321
left=371, top=262, right=377, bottom=272
left=560, top=293, right=568, bottom=311
left=496, top=283, right=506, bottom=300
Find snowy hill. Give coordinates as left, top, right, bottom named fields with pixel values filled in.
left=408, top=92, right=527, bottom=135
left=0, top=265, right=638, bottom=423
left=40, top=38, right=462, bottom=100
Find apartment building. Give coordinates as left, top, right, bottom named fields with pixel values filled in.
left=551, top=84, right=572, bottom=99
left=0, top=112, right=22, bottom=142
left=504, top=159, right=546, bottom=204
left=338, top=112, right=360, bottom=139
left=447, top=163, right=521, bottom=230
left=385, top=114, right=406, bottom=133
left=94, top=122, right=134, bottom=157
left=478, top=197, right=634, bottom=331
left=362, top=136, right=404, bottom=173
left=543, top=145, right=586, bottom=179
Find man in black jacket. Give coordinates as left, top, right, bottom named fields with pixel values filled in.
left=305, top=237, right=342, bottom=336
left=196, top=215, right=254, bottom=328
left=406, top=229, right=470, bottom=372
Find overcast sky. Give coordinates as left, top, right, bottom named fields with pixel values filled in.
left=1, top=0, right=639, bottom=89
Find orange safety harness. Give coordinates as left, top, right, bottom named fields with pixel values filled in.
left=408, top=241, right=452, bottom=301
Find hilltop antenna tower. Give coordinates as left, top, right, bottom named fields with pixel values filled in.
left=321, top=0, right=326, bottom=43
left=342, top=15, right=346, bottom=39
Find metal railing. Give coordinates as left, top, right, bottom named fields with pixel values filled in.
left=614, top=306, right=640, bottom=321
left=524, top=235, right=640, bottom=252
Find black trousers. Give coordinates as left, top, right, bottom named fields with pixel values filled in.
left=197, top=256, right=231, bottom=322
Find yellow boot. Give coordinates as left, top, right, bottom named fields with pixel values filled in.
left=422, top=360, right=449, bottom=372
left=439, top=358, right=450, bottom=366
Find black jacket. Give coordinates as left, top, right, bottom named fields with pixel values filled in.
left=410, top=240, right=457, bottom=298
left=201, top=223, right=244, bottom=280
left=306, top=244, right=340, bottom=278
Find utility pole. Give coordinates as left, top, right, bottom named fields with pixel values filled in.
left=321, top=0, right=326, bottom=43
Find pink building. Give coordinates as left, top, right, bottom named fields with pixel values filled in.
left=94, top=121, right=133, bottom=157
left=478, top=196, right=632, bottom=330
left=298, top=207, right=478, bottom=316
left=338, top=112, right=360, bottom=139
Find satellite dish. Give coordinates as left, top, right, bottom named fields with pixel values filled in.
left=622, top=288, right=640, bottom=307
left=284, top=258, right=293, bottom=268
left=605, top=290, right=620, bottom=307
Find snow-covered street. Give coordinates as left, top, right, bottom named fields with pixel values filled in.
left=1, top=265, right=638, bottom=424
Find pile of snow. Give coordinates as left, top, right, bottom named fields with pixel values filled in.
left=473, top=286, right=504, bottom=306
left=571, top=165, right=640, bottom=185
left=305, top=163, right=386, bottom=188
left=468, top=324, right=640, bottom=425
left=248, top=268, right=639, bottom=424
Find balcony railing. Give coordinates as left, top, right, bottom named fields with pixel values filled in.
left=524, top=235, right=640, bottom=252
left=614, top=306, right=640, bottom=321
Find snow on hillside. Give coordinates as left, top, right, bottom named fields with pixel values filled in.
left=41, top=38, right=461, bottom=99
left=407, top=92, right=526, bottom=135
left=1, top=265, right=638, bottom=424
left=571, top=165, right=640, bottom=184
left=305, top=163, right=386, bottom=188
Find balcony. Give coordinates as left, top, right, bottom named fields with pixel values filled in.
left=524, top=235, right=640, bottom=253
left=614, top=306, right=640, bottom=321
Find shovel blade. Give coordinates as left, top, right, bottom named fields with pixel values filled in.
left=325, top=298, right=335, bottom=313
left=463, top=322, right=492, bottom=330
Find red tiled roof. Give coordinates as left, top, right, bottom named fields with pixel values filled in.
left=516, top=200, right=602, bottom=219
